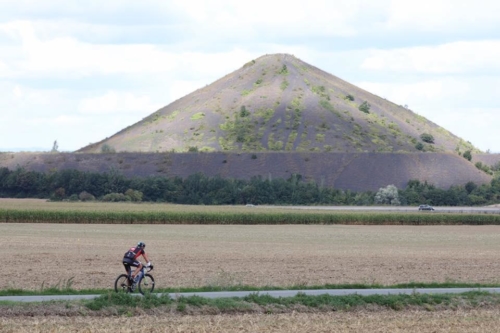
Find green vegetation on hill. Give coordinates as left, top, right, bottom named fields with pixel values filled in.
left=76, top=54, right=481, bottom=154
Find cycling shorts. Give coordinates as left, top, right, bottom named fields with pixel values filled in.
left=123, top=257, right=140, bottom=269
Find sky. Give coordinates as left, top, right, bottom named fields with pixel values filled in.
left=0, top=0, right=499, bottom=153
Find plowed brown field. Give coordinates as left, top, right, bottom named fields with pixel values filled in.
left=2, top=310, right=500, bottom=332
left=2, top=222, right=500, bottom=290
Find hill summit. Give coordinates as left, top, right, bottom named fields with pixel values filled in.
left=78, top=54, right=477, bottom=154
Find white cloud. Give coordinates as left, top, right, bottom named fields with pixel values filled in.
left=357, top=78, right=471, bottom=107
left=78, top=91, right=162, bottom=115
left=0, top=21, right=259, bottom=82
left=12, top=85, right=22, bottom=99
left=1, top=0, right=500, bottom=152
left=361, top=41, right=500, bottom=74
left=0, top=22, right=176, bottom=78
left=0, top=59, right=8, bottom=74
left=175, top=0, right=363, bottom=37
left=428, top=108, right=500, bottom=152
left=385, top=0, right=500, bottom=32
left=53, top=115, right=84, bottom=125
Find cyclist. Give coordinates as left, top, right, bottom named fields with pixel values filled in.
left=122, top=241, right=151, bottom=283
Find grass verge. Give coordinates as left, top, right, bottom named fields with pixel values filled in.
left=84, top=290, right=498, bottom=313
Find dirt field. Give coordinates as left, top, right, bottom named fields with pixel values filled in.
left=2, top=222, right=500, bottom=290
left=2, top=310, right=500, bottom=332
left=3, top=209, right=500, bottom=332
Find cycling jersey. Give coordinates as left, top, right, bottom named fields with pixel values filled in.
left=123, top=246, right=145, bottom=260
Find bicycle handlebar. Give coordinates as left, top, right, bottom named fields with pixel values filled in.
left=126, top=263, right=154, bottom=276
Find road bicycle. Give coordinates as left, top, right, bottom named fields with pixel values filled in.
left=114, top=264, right=155, bottom=295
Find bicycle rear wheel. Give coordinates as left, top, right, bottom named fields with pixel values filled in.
left=114, top=274, right=132, bottom=293
left=138, top=274, right=155, bottom=294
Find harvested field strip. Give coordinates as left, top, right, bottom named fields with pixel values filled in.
left=1, top=208, right=500, bottom=224
left=5, top=223, right=500, bottom=289
left=3, top=310, right=500, bottom=333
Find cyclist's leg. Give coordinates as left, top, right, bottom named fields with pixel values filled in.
left=130, top=260, right=141, bottom=279
left=123, top=258, right=136, bottom=278
left=123, top=262, right=131, bottom=275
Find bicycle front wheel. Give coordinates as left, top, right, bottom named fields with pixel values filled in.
left=114, top=274, right=132, bottom=293
left=138, top=274, right=155, bottom=294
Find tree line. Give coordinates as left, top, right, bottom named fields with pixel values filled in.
left=0, top=167, right=499, bottom=206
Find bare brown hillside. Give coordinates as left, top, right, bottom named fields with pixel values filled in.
left=77, top=54, right=478, bottom=155
left=1, top=152, right=493, bottom=191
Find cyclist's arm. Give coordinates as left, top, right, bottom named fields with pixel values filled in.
left=142, top=252, right=150, bottom=263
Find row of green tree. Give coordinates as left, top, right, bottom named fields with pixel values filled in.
left=0, top=167, right=499, bottom=206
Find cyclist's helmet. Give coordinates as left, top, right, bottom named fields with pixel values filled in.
left=137, top=241, right=146, bottom=248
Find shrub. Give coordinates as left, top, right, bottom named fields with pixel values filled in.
left=415, top=142, right=424, bottom=151
left=101, top=144, right=116, bottom=153
left=475, top=162, right=492, bottom=175
left=374, top=185, right=401, bottom=205
left=278, top=65, right=288, bottom=75
left=54, top=187, right=65, bottom=200
left=240, top=106, right=250, bottom=118
left=68, top=194, right=79, bottom=202
left=102, top=193, right=130, bottom=202
left=344, top=94, right=354, bottom=101
left=463, top=150, right=472, bottom=161
left=420, top=133, right=434, bottom=144
left=358, top=101, right=370, bottom=113
left=125, top=189, right=143, bottom=202
left=465, top=181, right=477, bottom=194
left=79, top=191, right=95, bottom=202
left=188, top=146, right=199, bottom=152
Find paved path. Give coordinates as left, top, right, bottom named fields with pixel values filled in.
left=2, top=288, right=500, bottom=303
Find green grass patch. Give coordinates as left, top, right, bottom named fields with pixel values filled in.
left=190, top=112, right=205, bottom=120
left=86, top=292, right=174, bottom=311
left=0, top=288, right=109, bottom=297
left=82, top=290, right=499, bottom=313
left=280, top=79, right=289, bottom=90
left=2, top=209, right=500, bottom=225
left=167, top=110, right=180, bottom=120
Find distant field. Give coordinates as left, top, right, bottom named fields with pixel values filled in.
left=0, top=198, right=257, bottom=212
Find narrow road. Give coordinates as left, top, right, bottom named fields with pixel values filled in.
left=2, top=288, right=499, bottom=302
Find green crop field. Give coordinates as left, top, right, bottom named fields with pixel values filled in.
left=1, top=199, right=499, bottom=225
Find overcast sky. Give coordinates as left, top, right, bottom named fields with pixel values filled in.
left=1, top=0, right=499, bottom=152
